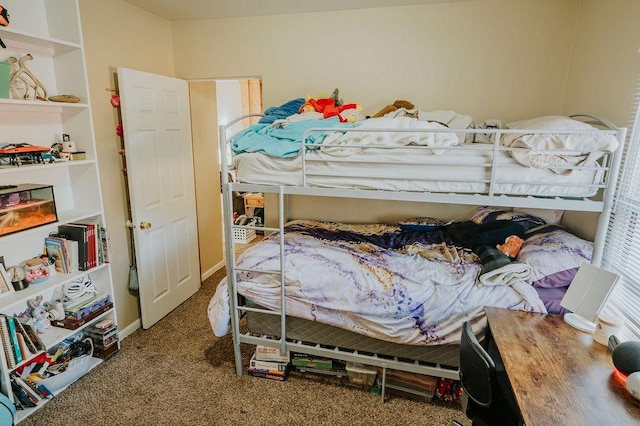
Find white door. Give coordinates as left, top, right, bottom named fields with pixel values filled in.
left=117, top=67, right=201, bottom=329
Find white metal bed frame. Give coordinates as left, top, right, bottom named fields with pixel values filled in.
left=218, top=113, right=626, bottom=393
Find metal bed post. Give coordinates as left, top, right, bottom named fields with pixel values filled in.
left=488, top=129, right=503, bottom=197
left=278, top=186, right=287, bottom=356
left=219, top=114, right=265, bottom=376
left=219, top=121, right=243, bottom=376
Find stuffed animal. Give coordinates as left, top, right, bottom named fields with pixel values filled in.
left=26, top=295, right=51, bottom=334
left=298, top=96, right=361, bottom=122
left=372, top=99, right=415, bottom=118
left=496, top=235, right=524, bottom=258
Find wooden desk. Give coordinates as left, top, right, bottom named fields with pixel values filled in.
left=485, top=306, right=640, bottom=426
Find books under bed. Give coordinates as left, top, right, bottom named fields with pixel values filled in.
left=209, top=108, right=627, bottom=383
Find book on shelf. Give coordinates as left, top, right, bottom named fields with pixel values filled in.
left=57, top=224, right=89, bottom=271
left=72, top=220, right=99, bottom=269
left=0, top=315, right=16, bottom=368
left=10, top=378, right=37, bottom=408
left=6, top=316, right=23, bottom=364
left=45, top=236, right=79, bottom=273
left=44, top=236, right=67, bottom=273
left=99, top=224, right=110, bottom=264
left=10, top=372, right=51, bottom=405
left=16, top=319, right=45, bottom=354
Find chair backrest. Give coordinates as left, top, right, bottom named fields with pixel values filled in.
left=459, top=321, right=496, bottom=408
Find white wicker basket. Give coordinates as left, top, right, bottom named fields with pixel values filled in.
left=233, top=227, right=256, bottom=244
left=39, top=339, right=93, bottom=393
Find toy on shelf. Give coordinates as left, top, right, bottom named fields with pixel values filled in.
left=24, top=295, right=51, bottom=334
left=8, top=54, right=48, bottom=101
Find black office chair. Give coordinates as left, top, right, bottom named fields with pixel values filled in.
left=457, top=321, right=521, bottom=426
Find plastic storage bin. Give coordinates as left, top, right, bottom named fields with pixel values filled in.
left=346, top=362, right=377, bottom=386
left=233, top=227, right=256, bottom=244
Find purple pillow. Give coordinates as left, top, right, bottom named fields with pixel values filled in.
left=517, top=224, right=592, bottom=288
left=535, top=286, right=571, bottom=315
left=531, top=267, right=579, bottom=289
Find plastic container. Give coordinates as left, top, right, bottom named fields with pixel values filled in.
left=233, top=227, right=256, bottom=244
left=346, top=362, right=377, bottom=386
left=593, top=312, right=624, bottom=345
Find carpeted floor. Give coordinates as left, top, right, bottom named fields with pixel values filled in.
left=19, top=267, right=468, bottom=426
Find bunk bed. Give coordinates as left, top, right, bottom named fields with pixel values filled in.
left=208, top=110, right=627, bottom=387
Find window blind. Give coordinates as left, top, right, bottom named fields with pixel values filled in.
left=601, top=96, right=640, bottom=340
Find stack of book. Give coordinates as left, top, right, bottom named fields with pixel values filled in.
left=0, top=314, right=45, bottom=369
left=83, top=318, right=119, bottom=359
left=247, top=345, right=291, bottom=381
left=45, top=221, right=110, bottom=273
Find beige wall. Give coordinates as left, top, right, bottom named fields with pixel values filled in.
left=79, top=0, right=175, bottom=332
left=172, top=0, right=579, bottom=123
left=78, top=0, right=640, bottom=331
left=563, top=0, right=640, bottom=127
left=189, top=81, right=224, bottom=277
left=173, top=0, right=586, bottom=228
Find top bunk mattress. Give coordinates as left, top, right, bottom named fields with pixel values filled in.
left=228, top=114, right=623, bottom=201
left=234, top=147, right=604, bottom=198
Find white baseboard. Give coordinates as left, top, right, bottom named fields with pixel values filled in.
left=202, top=259, right=225, bottom=281
left=119, top=319, right=141, bottom=340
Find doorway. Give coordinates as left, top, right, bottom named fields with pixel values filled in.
left=189, top=78, right=262, bottom=281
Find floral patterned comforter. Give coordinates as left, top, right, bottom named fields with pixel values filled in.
left=209, top=220, right=547, bottom=345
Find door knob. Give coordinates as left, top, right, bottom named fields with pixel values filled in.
left=140, top=221, right=152, bottom=230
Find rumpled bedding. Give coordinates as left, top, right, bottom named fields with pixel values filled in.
left=320, top=117, right=460, bottom=156
left=208, top=220, right=547, bottom=345
left=231, top=116, right=357, bottom=158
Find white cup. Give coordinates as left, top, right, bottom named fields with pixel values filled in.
left=593, top=312, right=624, bottom=345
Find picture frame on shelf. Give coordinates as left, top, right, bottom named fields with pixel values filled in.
left=0, top=263, right=15, bottom=297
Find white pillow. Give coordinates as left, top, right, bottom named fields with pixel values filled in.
left=503, top=115, right=619, bottom=152
left=502, top=116, right=619, bottom=174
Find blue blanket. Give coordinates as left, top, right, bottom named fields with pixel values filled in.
left=231, top=117, right=357, bottom=158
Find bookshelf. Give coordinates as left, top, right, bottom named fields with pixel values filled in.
left=0, top=0, right=118, bottom=422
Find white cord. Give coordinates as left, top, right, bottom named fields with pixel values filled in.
left=63, top=275, right=96, bottom=299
